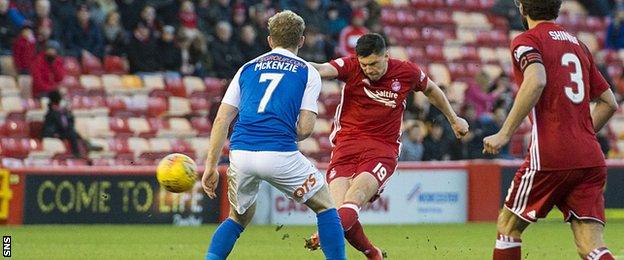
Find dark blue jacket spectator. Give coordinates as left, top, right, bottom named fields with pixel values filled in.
left=115, top=0, right=146, bottom=31
left=64, top=5, right=105, bottom=58
left=0, top=0, right=25, bottom=53
left=606, top=10, right=624, bottom=49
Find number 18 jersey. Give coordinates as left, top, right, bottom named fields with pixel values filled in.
left=222, top=48, right=322, bottom=152
left=511, top=22, right=610, bottom=171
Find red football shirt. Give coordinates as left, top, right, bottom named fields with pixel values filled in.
left=328, top=56, right=429, bottom=151
left=510, top=22, right=610, bottom=171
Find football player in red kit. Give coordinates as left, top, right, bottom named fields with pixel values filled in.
left=483, top=1, right=619, bottom=259
left=305, top=33, right=469, bottom=259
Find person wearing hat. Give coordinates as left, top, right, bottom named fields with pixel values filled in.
left=31, top=40, right=65, bottom=98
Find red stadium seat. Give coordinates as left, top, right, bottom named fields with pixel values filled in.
left=103, top=56, right=128, bottom=74
left=204, top=77, right=226, bottom=97
left=171, top=139, right=195, bottom=154
left=165, top=75, right=186, bottom=97
left=82, top=53, right=105, bottom=75
left=1, top=138, right=29, bottom=158
left=2, top=120, right=29, bottom=138
left=190, top=93, right=212, bottom=114
left=191, top=116, right=212, bottom=136
left=63, top=57, right=82, bottom=76
left=109, top=117, right=132, bottom=136
left=148, top=97, right=168, bottom=117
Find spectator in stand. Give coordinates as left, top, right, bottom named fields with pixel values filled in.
left=337, top=9, right=368, bottom=56
left=349, top=0, right=381, bottom=29
left=231, top=5, right=247, bottom=39
left=31, top=40, right=65, bottom=98
left=238, top=24, right=263, bottom=61
left=299, top=26, right=334, bottom=63
left=196, top=0, right=216, bottom=36
left=249, top=2, right=272, bottom=51
left=327, top=5, right=347, bottom=40
left=158, top=25, right=181, bottom=72
left=178, top=0, right=197, bottom=30
left=298, top=0, right=328, bottom=32
left=12, top=25, right=37, bottom=74
left=31, top=0, right=59, bottom=41
left=422, top=122, right=450, bottom=161
left=491, top=0, right=524, bottom=31
left=179, top=28, right=210, bottom=76
left=51, top=0, right=77, bottom=35
left=464, top=71, right=506, bottom=118
left=140, top=5, right=163, bottom=38
left=84, top=0, right=107, bottom=26
left=42, top=90, right=102, bottom=159
left=126, top=22, right=160, bottom=73
left=606, top=6, right=624, bottom=49
left=64, top=4, right=105, bottom=59
left=210, top=21, right=243, bottom=78
left=209, top=0, right=232, bottom=23
left=577, top=0, right=612, bottom=17
left=0, top=0, right=23, bottom=54
left=115, top=0, right=145, bottom=31
left=399, top=122, right=425, bottom=161
left=103, top=10, right=127, bottom=56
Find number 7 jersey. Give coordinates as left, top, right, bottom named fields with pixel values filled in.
left=222, top=48, right=322, bottom=152
left=510, top=22, right=610, bottom=171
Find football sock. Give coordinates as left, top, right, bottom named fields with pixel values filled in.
left=316, top=208, right=346, bottom=260
left=493, top=233, right=521, bottom=260
left=338, top=203, right=377, bottom=256
left=337, top=202, right=359, bottom=231
left=585, top=247, right=615, bottom=260
left=206, top=218, right=244, bottom=260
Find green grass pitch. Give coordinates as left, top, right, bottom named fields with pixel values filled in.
left=4, top=220, right=624, bottom=259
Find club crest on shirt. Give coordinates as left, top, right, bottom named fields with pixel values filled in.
left=391, top=79, right=401, bottom=91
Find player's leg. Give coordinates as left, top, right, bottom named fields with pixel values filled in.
left=561, top=167, right=614, bottom=260
left=266, top=151, right=346, bottom=260
left=305, top=184, right=347, bottom=260
left=340, top=171, right=384, bottom=259
left=206, top=155, right=261, bottom=260
left=493, top=167, right=567, bottom=260
left=570, top=219, right=613, bottom=259
left=493, top=208, right=529, bottom=260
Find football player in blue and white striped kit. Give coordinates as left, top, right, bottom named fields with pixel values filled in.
left=201, top=11, right=346, bottom=260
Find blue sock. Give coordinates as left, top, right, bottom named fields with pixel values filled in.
left=317, top=208, right=346, bottom=260
left=206, top=218, right=244, bottom=260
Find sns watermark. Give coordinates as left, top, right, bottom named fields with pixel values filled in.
left=2, top=236, right=10, bottom=257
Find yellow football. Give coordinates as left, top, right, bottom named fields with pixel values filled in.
left=156, top=153, right=198, bottom=193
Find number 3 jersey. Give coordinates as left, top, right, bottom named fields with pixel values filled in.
left=222, top=48, right=322, bottom=152
left=511, top=22, right=610, bottom=171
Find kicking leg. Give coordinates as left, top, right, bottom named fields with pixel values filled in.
left=206, top=204, right=256, bottom=260
left=304, top=177, right=350, bottom=251
left=305, top=184, right=346, bottom=260
left=340, top=172, right=384, bottom=259
left=493, top=208, right=530, bottom=260
left=570, top=219, right=614, bottom=260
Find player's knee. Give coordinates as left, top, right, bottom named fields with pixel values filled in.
left=496, top=210, right=525, bottom=237
left=305, top=186, right=335, bottom=213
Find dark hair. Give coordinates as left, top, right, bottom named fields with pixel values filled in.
left=519, top=0, right=562, bottom=21
left=355, top=33, right=386, bottom=57
left=48, top=90, right=62, bottom=106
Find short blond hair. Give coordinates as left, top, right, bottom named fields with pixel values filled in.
left=267, top=10, right=305, bottom=49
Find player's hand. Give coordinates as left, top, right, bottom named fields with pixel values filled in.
left=483, top=132, right=511, bottom=155
left=202, top=166, right=219, bottom=199
left=450, top=117, right=469, bottom=139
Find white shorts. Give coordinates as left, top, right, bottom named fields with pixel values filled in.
left=227, top=150, right=325, bottom=215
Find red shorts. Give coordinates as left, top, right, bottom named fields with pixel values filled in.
left=327, top=139, right=398, bottom=195
left=504, top=166, right=606, bottom=224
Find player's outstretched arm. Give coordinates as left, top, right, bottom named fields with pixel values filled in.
left=310, top=62, right=339, bottom=80
left=202, top=103, right=239, bottom=198
left=483, top=63, right=547, bottom=155
left=423, top=79, right=469, bottom=138
left=297, top=110, right=317, bottom=141
left=591, top=88, right=619, bottom=132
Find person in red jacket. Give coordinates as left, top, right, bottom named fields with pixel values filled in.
left=31, top=40, right=65, bottom=98
left=337, top=9, right=369, bottom=57
left=12, top=24, right=37, bottom=74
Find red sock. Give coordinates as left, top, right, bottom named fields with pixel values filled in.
left=345, top=221, right=378, bottom=258
left=493, top=233, right=521, bottom=260
left=586, top=247, right=615, bottom=260
left=337, top=203, right=359, bottom=231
